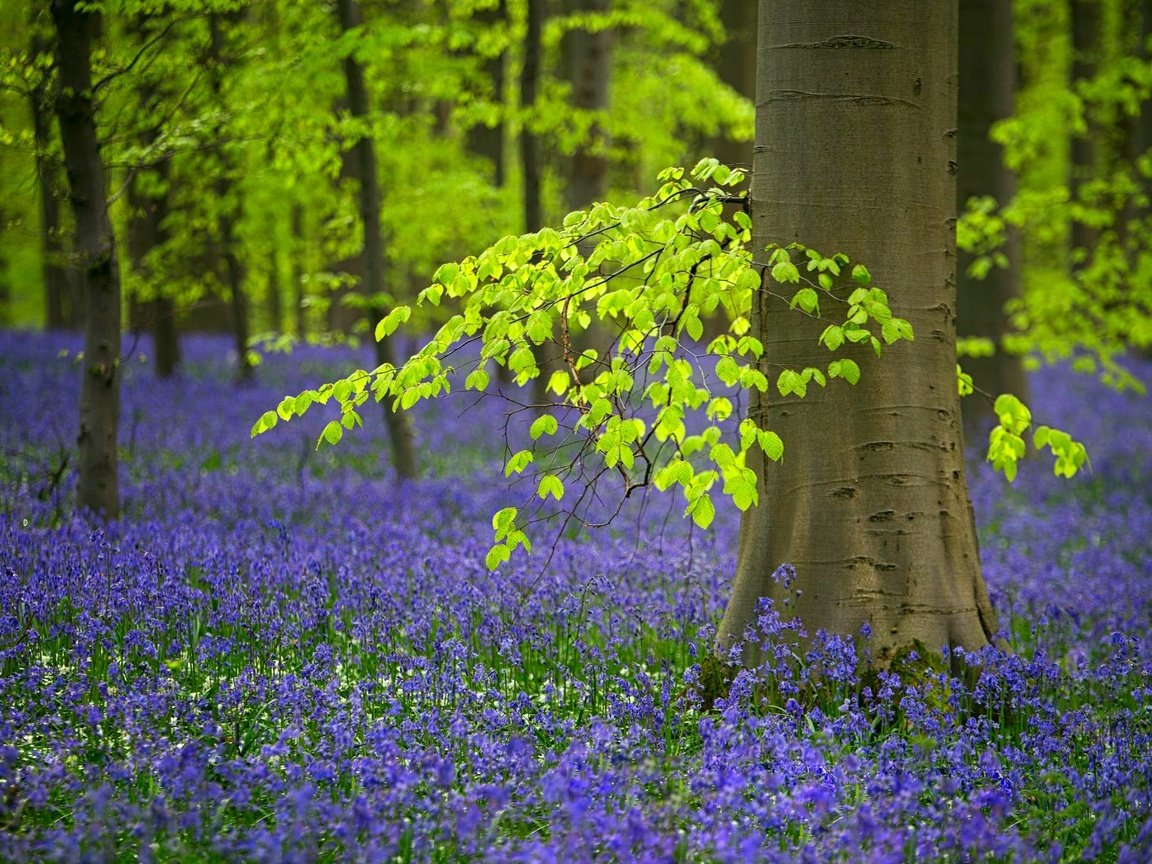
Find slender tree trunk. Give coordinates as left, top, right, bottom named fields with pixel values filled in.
left=51, top=0, right=121, bottom=520
left=956, top=0, right=1028, bottom=437
left=127, top=42, right=181, bottom=380
left=336, top=0, right=419, bottom=480
left=31, top=22, right=81, bottom=330
left=717, top=1, right=999, bottom=665
left=466, top=0, right=507, bottom=187
left=1071, top=0, right=1101, bottom=257
left=267, top=246, right=284, bottom=333
left=521, top=0, right=543, bottom=234
left=208, top=13, right=254, bottom=383
left=128, top=157, right=181, bottom=378
left=292, top=204, right=307, bottom=339
left=563, top=0, right=613, bottom=214
left=712, top=0, right=757, bottom=173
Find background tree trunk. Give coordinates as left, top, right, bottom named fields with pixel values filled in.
left=31, top=20, right=82, bottom=331
left=336, top=0, right=419, bottom=480
left=563, top=0, right=613, bottom=214
left=466, top=0, right=507, bottom=187
left=51, top=0, right=121, bottom=520
left=521, top=0, right=543, bottom=234
left=207, top=13, right=253, bottom=384
left=717, top=0, right=999, bottom=664
left=1071, top=0, right=1101, bottom=257
left=956, top=0, right=1029, bottom=437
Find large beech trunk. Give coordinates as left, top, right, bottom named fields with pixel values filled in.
left=956, top=0, right=1028, bottom=438
left=336, top=0, right=419, bottom=480
left=51, top=0, right=121, bottom=520
left=717, top=1, right=999, bottom=664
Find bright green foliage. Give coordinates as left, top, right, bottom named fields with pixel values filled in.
left=957, top=0, right=1152, bottom=393
left=259, top=159, right=915, bottom=568
left=984, top=392, right=1088, bottom=482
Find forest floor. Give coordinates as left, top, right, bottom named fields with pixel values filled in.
left=1, top=330, right=1151, bottom=862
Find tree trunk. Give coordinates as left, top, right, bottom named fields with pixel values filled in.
left=717, top=1, right=999, bottom=665
left=207, top=13, right=254, bottom=384
left=51, top=0, right=121, bottom=520
left=466, top=0, right=507, bottom=187
left=1071, top=0, right=1101, bottom=257
left=31, top=20, right=81, bottom=331
left=336, top=0, right=419, bottom=480
left=267, top=246, right=284, bottom=334
left=712, top=0, right=757, bottom=173
left=127, top=51, right=181, bottom=380
left=292, top=204, right=307, bottom=339
left=563, top=0, right=613, bottom=214
left=128, top=160, right=181, bottom=379
left=956, top=0, right=1029, bottom=438
left=521, top=0, right=543, bottom=234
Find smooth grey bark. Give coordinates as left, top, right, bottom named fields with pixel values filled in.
left=956, top=0, right=1028, bottom=437
left=336, top=0, right=419, bottom=480
left=51, top=0, right=121, bottom=520
left=716, top=1, right=999, bottom=664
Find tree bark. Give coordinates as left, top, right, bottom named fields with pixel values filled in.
left=51, top=0, right=121, bottom=520
left=291, top=204, right=307, bottom=339
left=712, top=0, right=757, bottom=173
left=128, top=157, right=181, bottom=378
left=466, top=0, right=507, bottom=187
left=956, top=0, right=1028, bottom=437
left=717, top=1, right=999, bottom=665
left=563, top=0, right=613, bottom=214
left=31, top=18, right=81, bottom=331
left=1071, top=0, right=1101, bottom=257
left=521, top=0, right=543, bottom=234
left=336, top=0, right=419, bottom=480
left=207, top=13, right=254, bottom=384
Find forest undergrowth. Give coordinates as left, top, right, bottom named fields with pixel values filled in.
left=1, top=331, right=1150, bottom=862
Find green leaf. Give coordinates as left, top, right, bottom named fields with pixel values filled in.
left=820, top=325, right=845, bottom=351
left=530, top=414, right=559, bottom=440
left=485, top=543, right=511, bottom=571
left=771, top=260, right=800, bottom=284
left=251, top=410, right=279, bottom=438
left=375, top=306, right=411, bottom=341
left=465, top=368, right=490, bottom=391
left=688, top=493, right=715, bottom=529
left=537, top=474, right=564, bottom=501
left=505, top=450, right=534, bottom=476
left=321, top=420, right=343, bottom=447
left=791, top=287, right=819, bottom=315
left=758, top=430, right=784, bottom=462
left=828, top=358, right=860, bottom=385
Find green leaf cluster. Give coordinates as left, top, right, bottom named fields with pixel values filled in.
left=259, top=160, right=915, bottom=569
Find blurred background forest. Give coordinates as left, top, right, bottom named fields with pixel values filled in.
left=0, top=0, right=1149, bottom=401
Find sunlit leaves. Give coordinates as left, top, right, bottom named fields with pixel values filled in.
left=259, top=162, right=931, bottom=570
left=987, top=393, right=1087, bottom=482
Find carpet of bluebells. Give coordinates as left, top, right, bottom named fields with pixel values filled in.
left=1, top=330, right=1151, bottom=863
